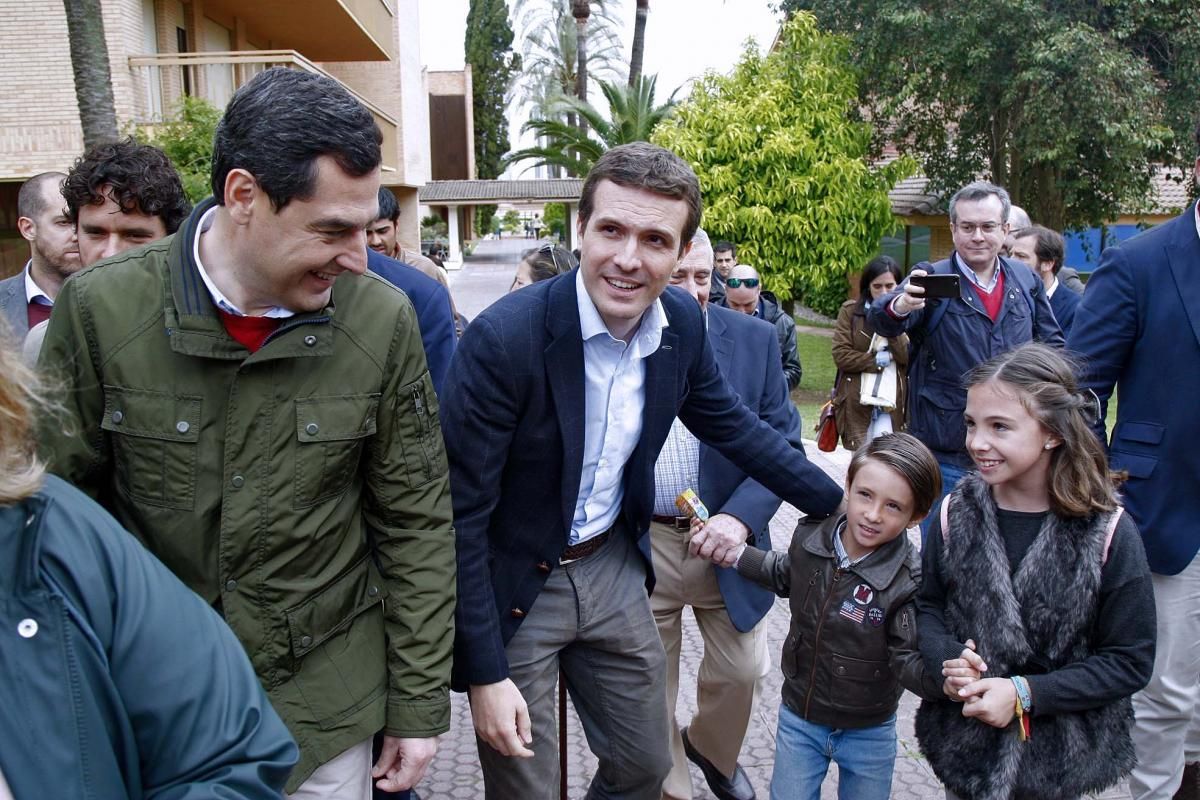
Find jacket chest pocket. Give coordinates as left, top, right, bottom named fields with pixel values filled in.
left=829, top=652, right=892, bottom=713
left=293, top=394, right=380, bottom=508
left=101, top=387, right=201, bottom=510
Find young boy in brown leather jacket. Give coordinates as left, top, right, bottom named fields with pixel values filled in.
left=698, top=433, right=945, bottom=800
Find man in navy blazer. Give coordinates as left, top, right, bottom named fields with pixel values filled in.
left=441, top=143, right=843, bottom=799
left=1068, top=129, right=1200, bottom=800
left=650, top=229, right=802, bottom=800
left=1010, top=224, right=1081, bottom=336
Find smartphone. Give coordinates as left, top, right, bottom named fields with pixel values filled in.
left=910, top=273, right=961, bottom=299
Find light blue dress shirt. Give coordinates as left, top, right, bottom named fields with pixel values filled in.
left=569, top=269, right=668, bottom=544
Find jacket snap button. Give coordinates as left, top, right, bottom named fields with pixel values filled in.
left=536, top=561, right=551, bottom=573
left=175, top=420, right=190, bottom=434
left=17, top=619, right=38, bottom=638
left=111, top=410, right=124, bottom=424
left=225, top=579, right=237, bottom=592
left=836, top=666, right=846, bottom=675
left=511, top=608, right=526, bottom=619
left=303, top=335, right=317, bottom=347
left=231, top=475, right=245, bottom=488
left=874, top=670, right=882, bottom=678
left=305, top=422, right=319, bottom=435
left=368, top=585, right=380, bottom=597
left=300, top=635, right=313, bottom=648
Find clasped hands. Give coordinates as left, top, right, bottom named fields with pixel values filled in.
left=687, top=513, right=750, bottom=568
left=941, top=639, right=1019, bottom=728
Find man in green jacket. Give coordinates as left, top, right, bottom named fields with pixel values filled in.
left=37, top=67, right=455, bottom=799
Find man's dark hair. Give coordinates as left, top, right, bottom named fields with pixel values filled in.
left=713, top=240, right=736, bottom=258
left=948, top=180, right=1012, bottom=224
left=17, top=172, right=67, bottom=221
left=578, top=142, right=702, bottom=255
left=1013, top=224, right=1065, bottom=273
left=211, top=68, right=382, bottom=210
left=376, top=187, right=399, bottom=223
left=61, top=139, right=190, bottom=234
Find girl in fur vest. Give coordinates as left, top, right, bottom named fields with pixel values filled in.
left=914, top=343, right=1156, bottom=800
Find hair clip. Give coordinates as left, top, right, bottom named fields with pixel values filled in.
left=1079, top=388, right=1101, bottom=425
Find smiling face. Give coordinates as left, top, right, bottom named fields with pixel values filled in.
left=577, top=180, right=690, bottom=341
left=842, top=459, right=918, bottom=560
left=232, top=156, right=379, bottom=314
left=951, top=195, right=1008, bottom=276
left=76, top=186, right=168, bottom=267
left=965, top=379, right=1058, bottom=508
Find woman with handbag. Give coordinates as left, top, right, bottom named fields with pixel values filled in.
left=831, top=256, right=910, bottom=449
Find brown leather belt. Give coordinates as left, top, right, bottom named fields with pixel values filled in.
left=651, top=514, right=692, bottom=532
left=560, top=529, right=611, bottom=564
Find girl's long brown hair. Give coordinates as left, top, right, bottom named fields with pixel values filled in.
left=964, top=343, right=1118, bottom=517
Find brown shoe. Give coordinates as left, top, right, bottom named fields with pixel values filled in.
left=1175, top=762, right=1200, bottom=800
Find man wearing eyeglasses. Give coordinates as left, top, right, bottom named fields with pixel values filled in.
left=441, top=142, right=843, bottom=799
left=868, top=180, right=1063, bottom=511
left=721, top=264, right=803, bottom=392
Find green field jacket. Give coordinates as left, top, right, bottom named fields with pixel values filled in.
left=37, top=200, right=456, bottom=789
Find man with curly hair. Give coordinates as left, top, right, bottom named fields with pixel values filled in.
left=61, top=137, right=190, bottom=267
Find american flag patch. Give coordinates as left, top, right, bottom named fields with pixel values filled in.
left=839, top=600, right=866, bottom=624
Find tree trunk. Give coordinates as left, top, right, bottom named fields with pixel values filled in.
left=63, top=0, right=119, bottom=148
left=572, top=0, right=590, bottom=111
left=629, top=0, right=649, bottom=87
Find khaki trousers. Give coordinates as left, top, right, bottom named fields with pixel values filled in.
left=1130, top=553, right=1200, bottom=800
left=650, top=521, right=768, bottom=800
left=286, top=738, right=372, bottom=800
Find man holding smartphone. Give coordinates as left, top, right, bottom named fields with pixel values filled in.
left=867, top=180, right=1063, bottom=511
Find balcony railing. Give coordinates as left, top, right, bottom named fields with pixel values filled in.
left=127, top=50, right=398, bottom=173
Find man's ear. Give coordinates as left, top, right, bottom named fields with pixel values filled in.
left=223, top=169, right=260, bottom=225
left=16, top=216, right=36, bottom=243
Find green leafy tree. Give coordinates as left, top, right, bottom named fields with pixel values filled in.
left=653, top=14, right=914, bottom=316
left=778, top=0, right=1199, bottom=228
left=501, top=208, right=523, bottom=234
left=507, top=74, right=678, bottom=176
left=466, top=0, right=520, bottom=232
left=134, top=96, right=222, bottom=203
left=542, top=202, right=567, bottom=239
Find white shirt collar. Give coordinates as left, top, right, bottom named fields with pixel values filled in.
left=1046, top=276, right=1060, bottom=298
left=23, top=262, right=52, bottom=306
left=575, top=269, right=667, bottom=353
left=1194, top=202, right=1199, bottom=242
left=193, top=206, right=294, bottom=319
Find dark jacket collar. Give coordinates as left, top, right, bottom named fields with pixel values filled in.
left=803, top=513, right=913, bottom=591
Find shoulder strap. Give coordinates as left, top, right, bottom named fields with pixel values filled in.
left=1101, top=506, right=1123, bottom=566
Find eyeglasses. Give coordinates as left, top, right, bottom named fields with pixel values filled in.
left=954, top=222, right=1003, bottom=236
left=725, top=277, right=760, bottom=288
left=539, top=243, right=564, bottom=274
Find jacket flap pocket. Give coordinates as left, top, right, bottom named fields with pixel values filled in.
left=918, top=379, right=963, bottom=412
left=295, top=393, right=380, bottom=442
left=286, top=553, right=383, bottom=658
left=1115, top=421, right=1165, bottom=446
left=831, top=652, right=888, bottom=683
left=101, top=386, right=201, bottom=442
left=1110, top=450, right=1157, bottom=480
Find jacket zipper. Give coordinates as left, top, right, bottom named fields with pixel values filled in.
left=804, top=565, right=845, bottom=718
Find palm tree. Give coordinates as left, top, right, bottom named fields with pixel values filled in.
left=63, top=0, right=119, bottom=146
left=571, top=0, right=591, bottom=104
left=629, top=0, right=649, bottom=86
left=505, top=74, right=679, bottom=176
left=512, top=0, right=625, bottom=114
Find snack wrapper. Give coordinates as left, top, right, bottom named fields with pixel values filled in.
left=674, top=488, right=710, bottom=523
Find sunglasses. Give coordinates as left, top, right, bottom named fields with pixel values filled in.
left=725, top=277, right=760, bottom=288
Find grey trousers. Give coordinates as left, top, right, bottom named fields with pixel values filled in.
left=475, top=530, right=671, bottom=799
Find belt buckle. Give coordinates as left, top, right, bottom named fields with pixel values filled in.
left=672, top=516, right=691, bottom=532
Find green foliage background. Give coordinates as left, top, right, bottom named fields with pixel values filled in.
left=466, top=0, right=520, bottom=233
left=654, top=14, right=914, bottom=317
left=778, top=0, right=1199, bottom=229
left=134, top=96, right=221, bottom=203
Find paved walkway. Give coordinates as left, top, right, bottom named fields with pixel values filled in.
left=426, top=239, right=1128, bottom=799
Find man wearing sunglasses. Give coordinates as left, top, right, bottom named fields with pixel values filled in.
left=441, top=142, right=843, bottom=799
left=721, top=264, right=803, bottom=392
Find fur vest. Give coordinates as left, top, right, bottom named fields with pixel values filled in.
left=915, top=473, right=1135, bottom=800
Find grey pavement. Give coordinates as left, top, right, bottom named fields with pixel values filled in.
left=425, top=239, right=1129, bottom=799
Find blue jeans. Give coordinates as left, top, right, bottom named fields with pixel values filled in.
left=919, top=460, right=969, bottom=545
left=770, top=704, right=896, bottom=800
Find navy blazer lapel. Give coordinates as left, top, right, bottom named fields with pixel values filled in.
left=1166, top=202, right=1200, bottom=350
left=544, top=273, right=587, bottom=532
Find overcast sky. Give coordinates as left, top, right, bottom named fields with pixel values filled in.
left=417, top=0, right=784, bottom=174
left=419, top=1, right=782, bottom=94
